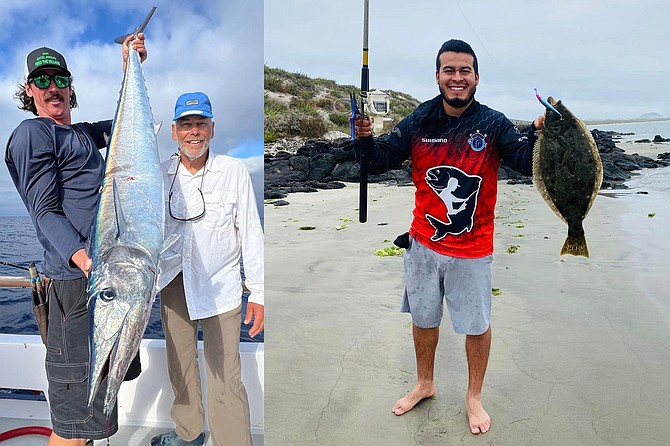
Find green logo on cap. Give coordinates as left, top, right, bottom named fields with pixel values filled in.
left=34, top=52, right=62, bottom=68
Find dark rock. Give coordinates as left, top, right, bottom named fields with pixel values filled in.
left=331, top=161, right=359, bottom=182
left=263, top=129, right=669, bottom=206
left=264, top=190, right=287, bottom=199
left=289, top=155, right=310, bottom=175
left=290, top=185, right=319, bottom=193
left=270, top=200, right=290, bottom=206
left=331, top=137, right=354, bottom=149
left=390, top=168, right=413, bottom=186
left=308, top=153, right=336, bottom=181
left=314, top=181, right=346, bottom=190
left=265, top=170, right=308, bottom=187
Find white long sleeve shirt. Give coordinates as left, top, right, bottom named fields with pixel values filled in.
left=157, top=154, right=264, bottom=320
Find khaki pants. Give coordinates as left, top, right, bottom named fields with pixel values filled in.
left=161, top=274, right=252, bottom=446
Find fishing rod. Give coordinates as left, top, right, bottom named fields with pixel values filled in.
left=0, top=261, right=38, bottom=288
left=353, top=0, right=391, bottom=223
left=0, top=260, right=31, bottom=272
left=358, top=0, right=370, bottom=224
left=114, top=6, right=157, bottom=44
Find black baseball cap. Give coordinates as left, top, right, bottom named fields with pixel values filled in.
left=26, top=47, right=71, bottom=79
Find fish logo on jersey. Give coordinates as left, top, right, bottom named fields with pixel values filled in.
left=424, top=166, right=482, bottom=241
left=468, top=131, right=487, bottom=152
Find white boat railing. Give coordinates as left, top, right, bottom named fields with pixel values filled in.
left=0, top=334, right=264, bottom=436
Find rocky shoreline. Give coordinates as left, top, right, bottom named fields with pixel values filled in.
left=264, top=129, right=670, bottom=204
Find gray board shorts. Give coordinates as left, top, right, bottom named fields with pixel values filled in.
left=46, top=277, right=118, bottom=440
left=402, top=237, right=492, bottom=335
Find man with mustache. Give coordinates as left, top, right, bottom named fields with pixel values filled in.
left=355, top=39, right=543, bottom=435
left=150, top=92, right=264, bottom=446
left=5, top=37, right=146, bottom=446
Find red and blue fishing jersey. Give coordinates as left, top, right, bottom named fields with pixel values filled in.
left=366, top=95, right=535, bottom=258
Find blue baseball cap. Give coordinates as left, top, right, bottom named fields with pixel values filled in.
left=173, top=92, right=213, bottom=120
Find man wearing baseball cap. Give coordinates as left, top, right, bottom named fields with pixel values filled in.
left=5, top=36, right=147, bottom=446
left=25, top=47, right=72, bottom=77
left=151, top=92, right=264, bottom=446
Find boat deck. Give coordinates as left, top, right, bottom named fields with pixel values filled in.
left=0, top=334, right=263, bottom=445
left=0, top=417, right=264, bottom=445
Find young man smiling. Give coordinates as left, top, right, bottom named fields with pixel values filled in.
left=355, top=39, right=543, bottom=435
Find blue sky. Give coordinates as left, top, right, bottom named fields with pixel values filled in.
left=0, top=0, right=263, bottom=217
left=265, top=0, right=670, bottom=123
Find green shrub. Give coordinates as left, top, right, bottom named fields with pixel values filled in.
left=300, top=116, right=328, bottom=138
left=329, top=112, right=350, bottom=126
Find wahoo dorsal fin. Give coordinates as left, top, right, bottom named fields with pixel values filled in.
left=112, top=178, right=128, bottom=239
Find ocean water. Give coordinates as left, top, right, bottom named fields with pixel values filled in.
left=589, top=119, right=670, bottom=143
left=606, top=158, right=670, bottom=323
left=0, top=217, right=263, bottom=343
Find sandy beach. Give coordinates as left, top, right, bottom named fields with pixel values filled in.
left=264, top=143, right=670, bottom=445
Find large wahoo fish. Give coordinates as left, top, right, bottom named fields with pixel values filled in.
left=87, top=45, right=163, bottom=415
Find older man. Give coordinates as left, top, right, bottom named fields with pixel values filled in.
left=151, top=92, right=264, bottom=446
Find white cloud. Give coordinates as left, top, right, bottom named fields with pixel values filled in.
left=265, top=0, right=670, bottom=120
left=0, top=0, right=263, bottom=217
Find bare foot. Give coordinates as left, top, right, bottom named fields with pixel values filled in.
left=391, top=381, right=436, bottom=415
left=466, top=394, right=491, bottom=434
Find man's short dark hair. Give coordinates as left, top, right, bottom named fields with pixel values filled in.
left=436, top=39, right=478, bottom=74
left=13, top=79, right=78, bottom=116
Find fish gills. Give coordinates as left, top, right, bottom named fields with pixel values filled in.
left=533, top=97, right=603, bottom=257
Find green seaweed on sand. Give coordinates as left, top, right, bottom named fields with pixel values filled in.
left=299, top=226, right=317, bottom=230
left=507, top=245, right=520, bottom=254
left=375, top=246, right=405, bottom=257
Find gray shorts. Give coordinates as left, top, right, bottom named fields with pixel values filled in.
left=401, top=237, right=492, bottom=335
left=46, top=277, right=118, bottom=440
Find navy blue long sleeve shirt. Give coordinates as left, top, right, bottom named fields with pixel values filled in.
left=5, top=117, right=112, bottom=279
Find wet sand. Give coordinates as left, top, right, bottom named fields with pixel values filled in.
left=264, top=143, right=670, bottom=445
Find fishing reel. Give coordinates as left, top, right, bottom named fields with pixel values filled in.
left=362, top=89, right=392, bottom=135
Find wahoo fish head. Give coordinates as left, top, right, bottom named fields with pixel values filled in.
left=87, top=243, right=157, bottom=416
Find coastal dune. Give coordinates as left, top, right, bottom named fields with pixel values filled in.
left=265, top=144, right=670, bottom=445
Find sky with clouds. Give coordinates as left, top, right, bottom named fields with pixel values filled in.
left=265, top=0, right=670, bottom=123
left=0, top=0, right=263, bottom=217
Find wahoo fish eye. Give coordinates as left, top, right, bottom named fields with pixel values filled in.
left=99, top=289, right=117, bottom=302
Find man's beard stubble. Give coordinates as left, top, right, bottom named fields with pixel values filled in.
left=439, top=84, right=476, bottom=109
left=180, top=141, right=209, bottom=161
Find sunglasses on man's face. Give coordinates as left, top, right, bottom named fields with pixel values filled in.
left=30, top=73, right=71, bottom=89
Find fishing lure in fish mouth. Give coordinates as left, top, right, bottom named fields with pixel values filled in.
left=534, top=88, right=563, bottom=119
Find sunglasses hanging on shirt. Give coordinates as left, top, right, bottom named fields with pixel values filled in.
left=168, top=156, right=207, bottom=222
